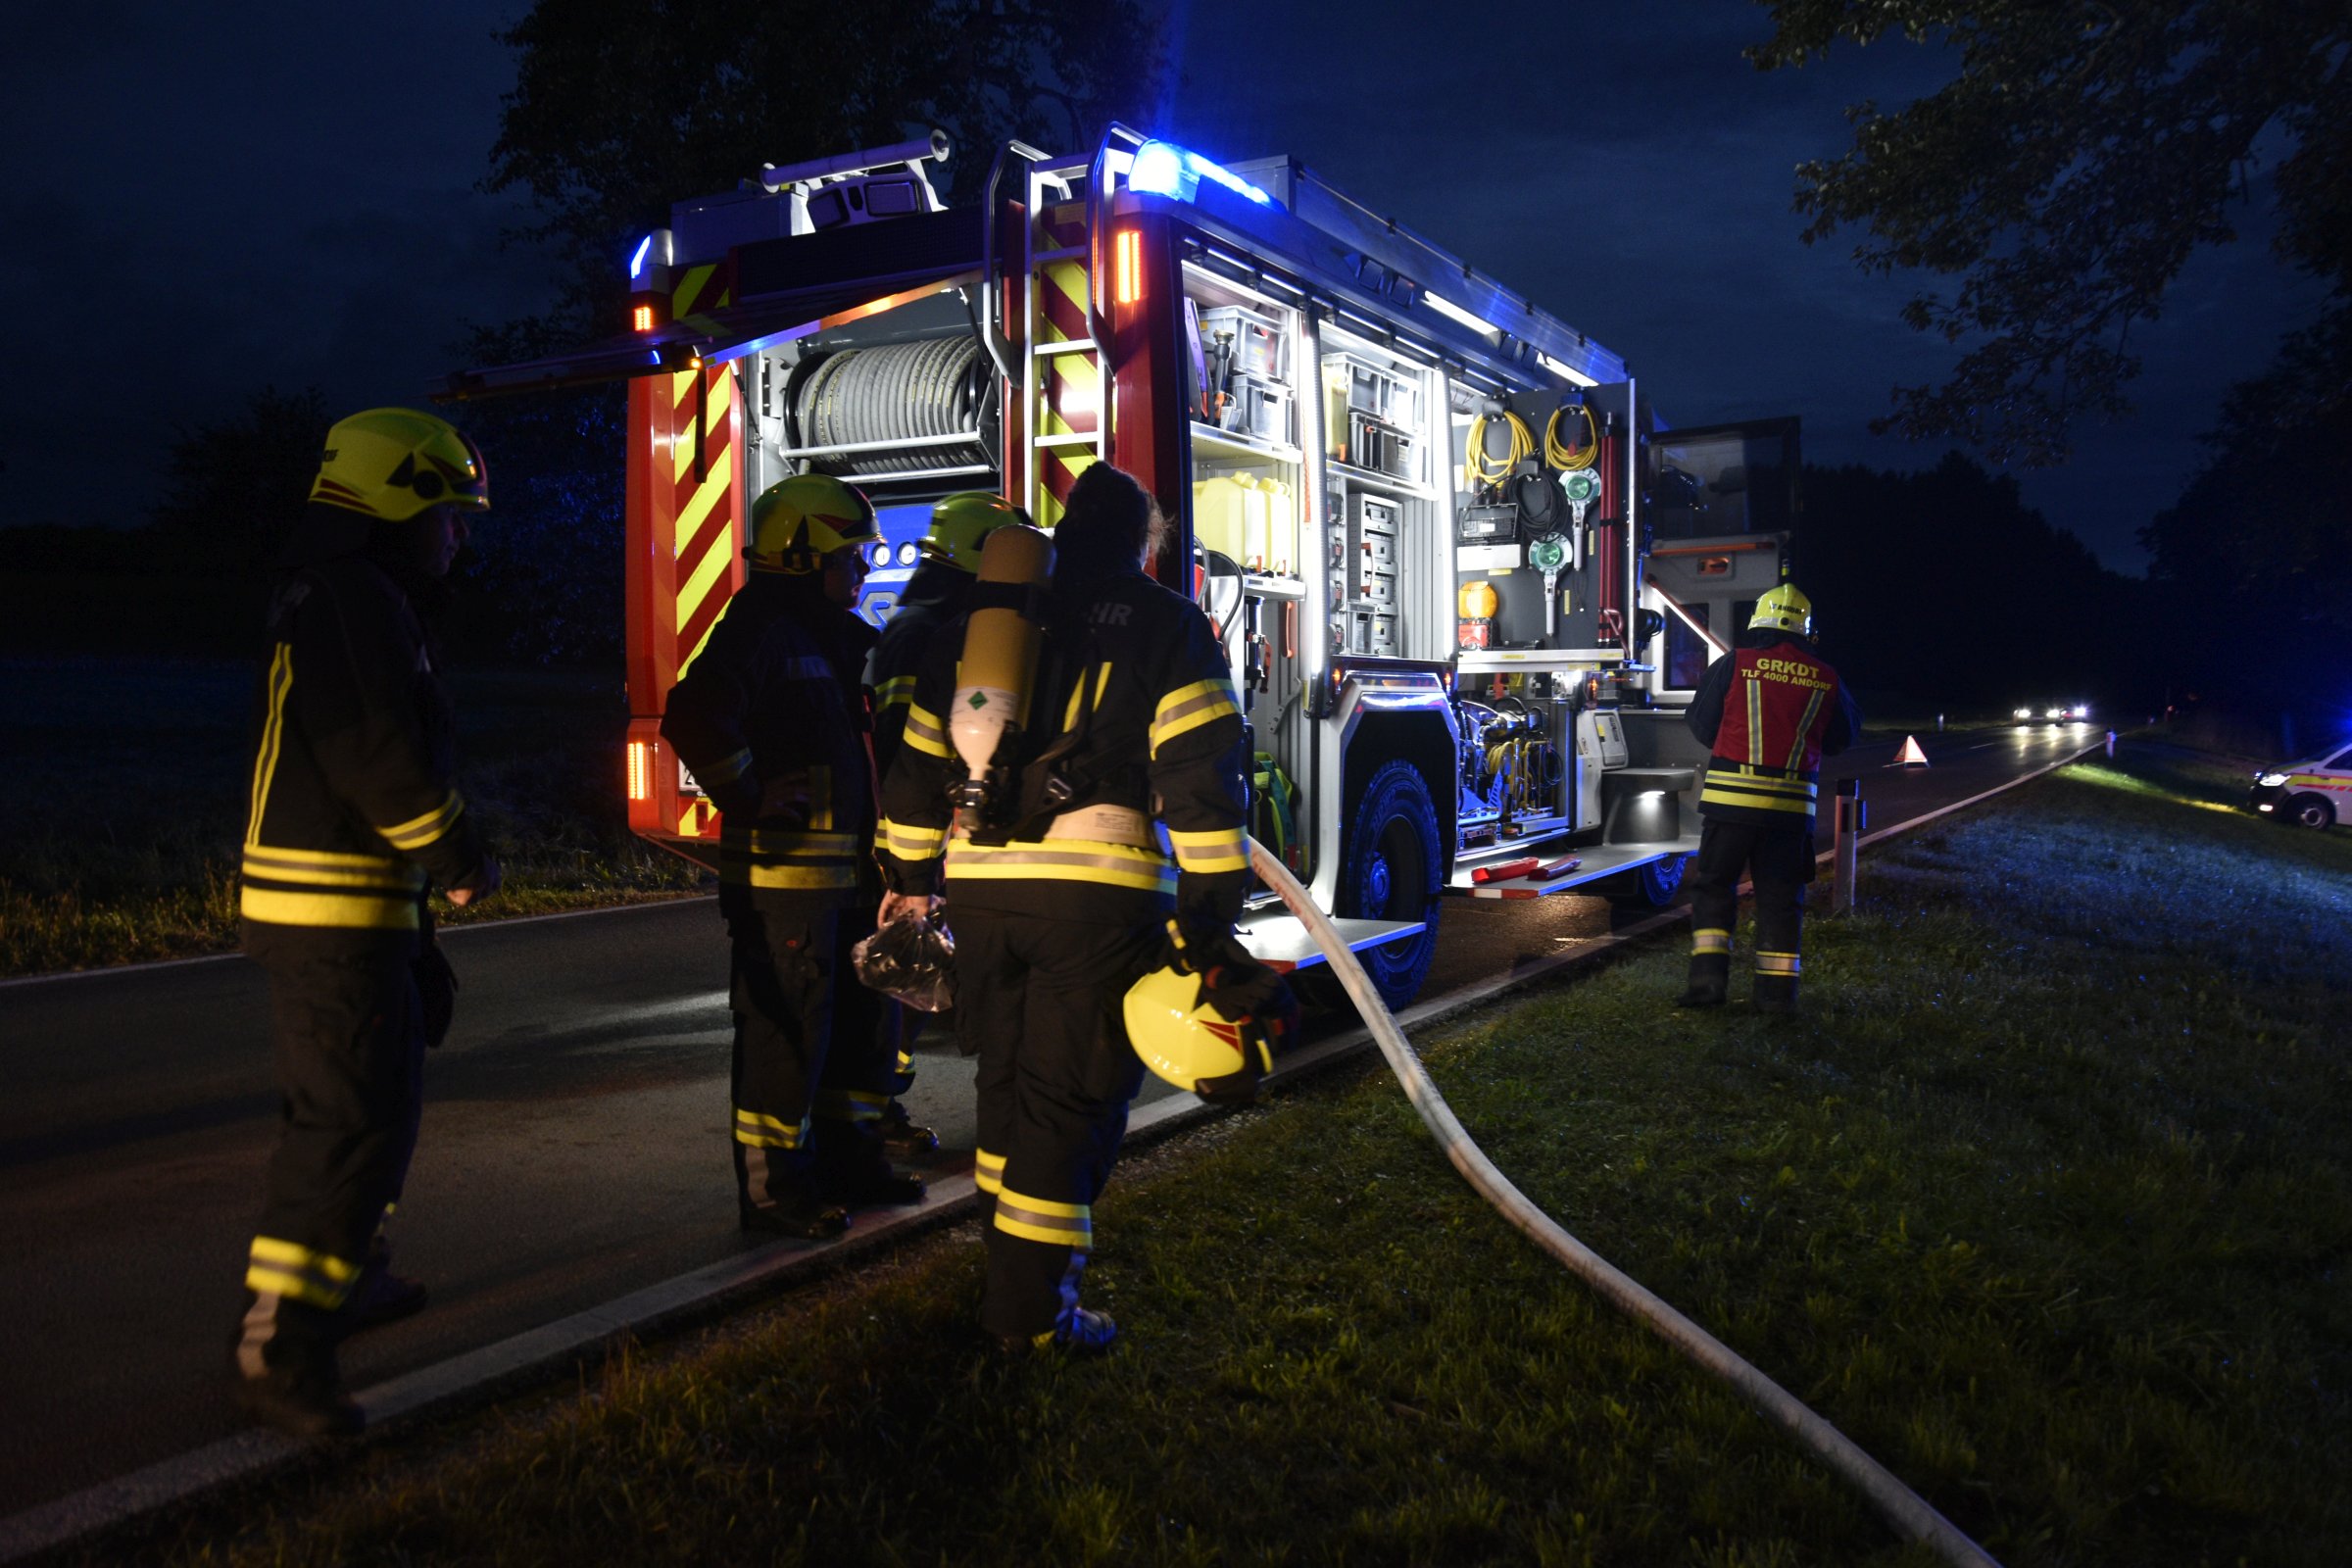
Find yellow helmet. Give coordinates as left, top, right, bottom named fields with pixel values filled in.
left=1749, top=583, right=1813, bottom=637
left=746, top=473, right=879, bottom=573
left=1122, top=966, right=1273, bottom=1093
left=921, top=491, right=1027, bottom=572
left=311, top=408, right=489, bottom=522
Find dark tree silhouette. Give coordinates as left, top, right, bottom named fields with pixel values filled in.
left=1750, top=1, right=2352, bottom=466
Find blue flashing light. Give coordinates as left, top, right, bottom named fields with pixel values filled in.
left=1128, top=139, right=1274, bottom=208
left=629, top=234, right=654, bottom=278
left=1129, top=141, right=1186, bottom=198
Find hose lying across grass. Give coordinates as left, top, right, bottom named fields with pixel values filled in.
left=1248, top=839, right=2001, bottom=1568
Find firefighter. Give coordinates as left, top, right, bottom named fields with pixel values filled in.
left=232, top=407, right=502, bottom=1437
left=863, top=490, right=1028, bottom=1154
left=1678, top=584, right=1860, bottom=1014
left=662, top=471, right=925, bottom=1241
left=876, top=463, right=1292, bottom=1353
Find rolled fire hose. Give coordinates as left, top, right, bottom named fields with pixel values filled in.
left=1245, top=838, right=2001, bottom=1568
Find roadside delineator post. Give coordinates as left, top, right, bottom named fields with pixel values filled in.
left=1832, top=776, right=1864, bottom=915
left=2105, top=729, right=2117, bottom=759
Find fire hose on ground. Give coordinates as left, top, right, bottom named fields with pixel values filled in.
left=1245, top=837, right=2001, bottom=1568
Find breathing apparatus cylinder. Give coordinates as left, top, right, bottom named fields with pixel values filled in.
left=949, top=524, right=1054, bottom=808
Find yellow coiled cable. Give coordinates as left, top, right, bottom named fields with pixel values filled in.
left=1465, top=410, right=1533, bottom=488
left=1544, top=402, right=1598, bottom=470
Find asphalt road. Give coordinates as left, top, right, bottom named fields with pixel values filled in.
left=0, top=721, right=2098, bottom=1519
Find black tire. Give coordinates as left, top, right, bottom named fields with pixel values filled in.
left=1629, top=852, right=1689, bottom=907
left=1335, top=760, right=1444, bottom=1011
left=1596, top=852, right=1688, bottom=908
left=2289, top=794, right=2336, bottom=831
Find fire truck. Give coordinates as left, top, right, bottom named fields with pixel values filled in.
left=450, top=126, right=1800, bottom=1009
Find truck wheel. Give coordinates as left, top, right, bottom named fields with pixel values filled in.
left=1336, top=760, right=1443, bottom=1011
left=1605, top=853, right=1688, bottom=908
left=2289, top=794, right=2335, bottom=831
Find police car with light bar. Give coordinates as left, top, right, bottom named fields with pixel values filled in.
left=2248, top=741, right=2352, bottom=830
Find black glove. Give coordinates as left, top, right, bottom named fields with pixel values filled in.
left=415, top=944, right=459, bottom=1049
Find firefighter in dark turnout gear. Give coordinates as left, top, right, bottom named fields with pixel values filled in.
left=1679, top=584, right=1860, bottom=1014
left=862, top=490, right=1028, bottom=1153
left=662, top=472, right=924, bottom=1241
left=233, top=407, right=501, bottom=1437
left=876, top=464, right=1285, bottom=1353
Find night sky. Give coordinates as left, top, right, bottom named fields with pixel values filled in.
left=2, top=0, right=2329, bottom=572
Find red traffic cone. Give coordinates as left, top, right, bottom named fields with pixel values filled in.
left=1894, top=735, right=1930, bottom=766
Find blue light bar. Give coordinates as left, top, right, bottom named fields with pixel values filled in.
left=1128, top=139, right=1273, bottom=207
left=629, top=234, right=654, bottom=278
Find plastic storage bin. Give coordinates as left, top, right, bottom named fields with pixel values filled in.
left=1200, top=304, right=1285, bottom=382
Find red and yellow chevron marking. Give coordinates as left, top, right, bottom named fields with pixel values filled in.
left=1042, top=348, right=1100, bottom=437
left=1037, top=260, right=1091, bottom=345
left=1040, top=201, right=1089, bottom=251
left=1036, top=448, right=1096, bottom=530
left=669, top=366, right=738, bottom=678
left=676, top=797, right=720, bottom=839
left=669, top=261, right=735, bottom=336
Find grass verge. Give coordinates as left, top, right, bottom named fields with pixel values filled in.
left=88, top=746, right=2351, bottom=1565
left=1, top=658, right=705, bottom=976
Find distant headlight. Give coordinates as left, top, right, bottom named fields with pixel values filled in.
left=2014, top=708, right=2033, bottom=719
left=2044, top=708, right=2066, bottom=720
left=2070, top=705, right=2088, bottom=718
left=2257, top=771, right=2289, bottom=786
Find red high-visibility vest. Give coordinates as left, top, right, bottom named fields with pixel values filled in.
left=1700, top=646, right=1842, bottom=823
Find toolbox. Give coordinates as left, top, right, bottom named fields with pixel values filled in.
left=1219, top=373, right=1294, bottom=444
left=1200, top=304, right=1285, bottom=382
left=1340, top=411, right=1416, bottom=478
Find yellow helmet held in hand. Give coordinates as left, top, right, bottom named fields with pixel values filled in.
left=921, top=490, right=1028, bottom=572
left=746, top=472, right=879, bottom=573
left=1122, top=965, right=1272, bottom=1093
left=311, top=408, right=489, bottom=522
left=1749, top=583, right=1813, bottom=637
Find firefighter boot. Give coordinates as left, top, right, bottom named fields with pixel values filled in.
left=231, top=1294, right=362, bottom=1439
left=343, top=1239, right=428, bottom=1335
left=1677, top=953, right=1730, bottom=1009
left=739, top=1190, right=853, bottom=1240
left=1753, top=954, right=1801, bottom=1015
left=879, top=1098, right=941, bottom=1155
left=995, top=1305, right=1118, bottom=1358
left=815, top=1123, right=928, bottom=1206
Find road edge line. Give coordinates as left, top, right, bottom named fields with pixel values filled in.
left=0, top=744, right=2099, bottom=1563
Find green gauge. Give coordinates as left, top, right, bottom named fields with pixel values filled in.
left=1530, top=532, right=1571, bottom=636
left=1561, top=467, right=1602, bottom=524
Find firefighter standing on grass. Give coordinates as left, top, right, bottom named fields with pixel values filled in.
left=232, top=408, right=501, bottom=1437
left=662, top=472, right=925, bottom=1240
left=862, top=490, right=1029, bottom=1153
left=875, top=464, right=1294, bottom=1354
left=1678, top=584, right=1860, bottom=1015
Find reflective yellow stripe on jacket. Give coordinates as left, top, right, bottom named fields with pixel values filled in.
left=377, top=790, right=465, bottom=852
left=238, top=844, right=426, bottom=931
left=1150, top=678, right=1239, bottom=758
left=719, top=828, right=862, bottom=892
left=873, top=674, right=917, bottom=714
left=1167, top=825, right=1248, bottom=874
left=901, top=703, right=951, bottom=760
left=1699, top=763, right=1818, bottom=816
left=944, top=838, right=1177, bottom=896
left=879, top=816, right=949, bottom=860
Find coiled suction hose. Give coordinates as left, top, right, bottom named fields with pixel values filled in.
left=1245, top=838, right=2000, bottom=1568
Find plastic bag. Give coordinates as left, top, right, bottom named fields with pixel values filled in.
left=853, top=915, right=956, bottom=1011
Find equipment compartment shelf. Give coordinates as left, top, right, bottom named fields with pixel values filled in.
left=1325, top=458, right=1438, bottom=499
left=1191, top=420, right=1302, bottom=465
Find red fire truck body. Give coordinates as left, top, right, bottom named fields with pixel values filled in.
left=453, top=126, right=1799, bottom=1008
